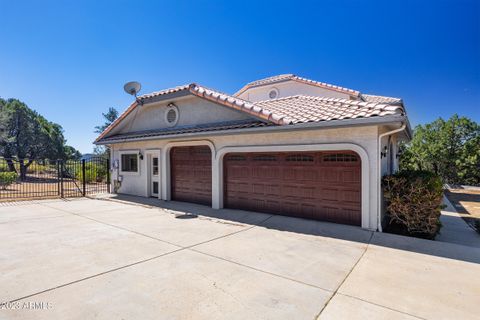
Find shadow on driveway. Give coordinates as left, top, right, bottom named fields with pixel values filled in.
left=96, top=194, right=480, bottom=265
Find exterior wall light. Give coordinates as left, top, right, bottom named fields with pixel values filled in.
left=380, top=146, right=388, bottom=158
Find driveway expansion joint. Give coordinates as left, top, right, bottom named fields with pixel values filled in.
left=7, top=202, right=276, bottom=303
left=335, top=293, right=427, bottom=320
left=315, top=231, right=374, bottom=319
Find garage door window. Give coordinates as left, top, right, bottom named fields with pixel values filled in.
left=121, top=154, right=138, bottom=172
left=322, top=153, right=358, bottom=162
left=286, top=154, right=314, bottom=162
left=226, top=155, right=247, bottom=161
left=253, top=155, right=277, bottom=161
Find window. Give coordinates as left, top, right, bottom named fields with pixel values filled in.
left=121, top=154, right=138, bottom=172
left=322, top=154, right=358, bottom=162
left=286, top=154, right=314, bottom=162
left=226, top=155, right=247, bottom=161
left=253, top=155, right=277, bottom=161
left=152, top=157, right=159, bottom=175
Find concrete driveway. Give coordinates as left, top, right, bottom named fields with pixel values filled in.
left=1, top=197, right=479, bottom=320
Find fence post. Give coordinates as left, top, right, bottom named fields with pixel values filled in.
left=60, top=161, right=64, bottom=198
left=106, top=157, right=111, bottom=193
left=57, top=161, right=61, bottom=196
left=82, top=159, right=86, bottom=196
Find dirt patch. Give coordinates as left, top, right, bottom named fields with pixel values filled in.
left=444, top=188, right=480, bottom=232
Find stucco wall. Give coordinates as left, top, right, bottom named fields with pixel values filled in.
left=109, top=125, right=383, bottom=230
left=111, top=96, right=252, bottom=135
left=237, top=80, right=352, bottom=102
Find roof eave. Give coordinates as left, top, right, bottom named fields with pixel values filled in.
left=95, top=114, right=408, bottom=145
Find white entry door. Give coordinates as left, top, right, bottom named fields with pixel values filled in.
left=150, top=155, right=159, bottom=197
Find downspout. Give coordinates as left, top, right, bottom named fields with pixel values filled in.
left=377, top=123, right=406, bottom=232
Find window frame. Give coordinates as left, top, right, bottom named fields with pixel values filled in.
left=119, top=150, right=141, bottom=175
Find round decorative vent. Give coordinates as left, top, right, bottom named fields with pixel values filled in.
left=268, top=88, right=279, bottom=99
left=165, top=103, right=179, bottom=126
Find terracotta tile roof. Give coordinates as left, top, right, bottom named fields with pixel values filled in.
left=138, top=84, right=191, bottom=99
left=95, top=84, right=291, bottom=142
left=97, top=120, right=270, bottom=143
left=95, top=78, right=406, bottom=143
left=234, top=74, right=361, bottom=97
left=361, top=94, right=402, bottom=104
left=253, top=95, right=405, bottom=125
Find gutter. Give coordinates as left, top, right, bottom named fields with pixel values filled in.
left=95, top=114, right=408, bottom=145
left=377, top=123, right=407, bottom=232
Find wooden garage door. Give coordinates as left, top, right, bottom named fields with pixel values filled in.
left=224, top=151, right=361, bottom=226
left=171, top=146, right=212, bottom=205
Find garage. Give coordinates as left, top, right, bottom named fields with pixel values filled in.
left=223, top=151, right=361, bottom=225
left=170, top=146, right=212, bottom=205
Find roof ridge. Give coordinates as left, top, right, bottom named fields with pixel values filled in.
left=138, top=83, right=192, bottom=99
left=244, top=74, right=295, bottom=86
left=234, top=74, right=361, bottom=97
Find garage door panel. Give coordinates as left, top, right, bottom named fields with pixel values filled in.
left=171, top=146, right=212, bottom=206
left=224, top=151, right=361, bottom=226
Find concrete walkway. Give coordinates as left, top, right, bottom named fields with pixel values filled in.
left=1, top=197, right=479, bottom=320
left=436, top=196, right=480, bottom=248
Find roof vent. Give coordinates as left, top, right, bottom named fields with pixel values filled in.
left=165, top=103, right=179, bottom=127
left=268, top=88, right=279, bottom=99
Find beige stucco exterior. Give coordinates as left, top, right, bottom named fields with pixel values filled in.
left=107, top=123, right=402, bottom=231
left=110, top=96, right=253, bottom=136
left=236, top=80, right=353, bottom=102
left=100, top=78, right=408, bottom=231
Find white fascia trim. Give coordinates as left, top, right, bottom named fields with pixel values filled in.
left=96, top=115, right=407, bottom=145
left=161, top=140, right=216, bottom=201
left=213, top=143, right=372, bottom=230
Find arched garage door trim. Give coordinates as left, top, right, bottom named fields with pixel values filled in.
left=213, top=143, right=370, bottom=229
left=162, top=140, right=215, bottom=201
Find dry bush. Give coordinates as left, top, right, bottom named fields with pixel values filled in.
left=382, top=170, right=444, bottom=239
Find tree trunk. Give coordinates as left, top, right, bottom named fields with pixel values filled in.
left=19, top=159, right=27, bottom=181
left=18, top=159, right=34, bottom=181
left=5, top=159, right=17, bottom=173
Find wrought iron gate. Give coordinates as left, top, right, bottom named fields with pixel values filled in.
left=0, top=157, right=110, bottom=201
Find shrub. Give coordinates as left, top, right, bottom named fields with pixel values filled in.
left=0, top=162, right=9, bottom=172
left=75, top=163, right=107, bottom=183
left=0, top=172, right=18, bottom=189
left=382, top=170, right=444, bottom=239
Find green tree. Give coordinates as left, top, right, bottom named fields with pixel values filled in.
left=95, top=107, right=119, bottom=134
left=400, top=114, right=480, bottom=185
left=94, top=107, right=118, bottom=157
left=0, top=98, right=81, bottom=178
left=64, top=145, right=82, bottom=161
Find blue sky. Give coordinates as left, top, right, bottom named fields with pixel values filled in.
left=0, top=0, right=478, bottom=153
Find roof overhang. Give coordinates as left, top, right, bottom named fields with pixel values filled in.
left=96, top=114, right=410, bottom=145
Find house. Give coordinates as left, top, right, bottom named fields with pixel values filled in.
left=95, top=74, right=411, bottom=231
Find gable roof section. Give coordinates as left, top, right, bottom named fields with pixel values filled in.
left=95, top=83, right=291, bottom=143
left=361, top=94, right=403, bottom=104
left=254, top=95, right=405, bottom=124
left=234, top=74, right=361, bottom=97
left=95, top=79, right=407, bottom=144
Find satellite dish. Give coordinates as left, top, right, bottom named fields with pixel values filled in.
left=123, top=81, right=141, bottom=97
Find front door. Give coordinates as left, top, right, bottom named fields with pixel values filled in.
left=150, top=155, right=159, bottom=197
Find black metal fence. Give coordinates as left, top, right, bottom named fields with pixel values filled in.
left=0, top=157, right=110, bottom=201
